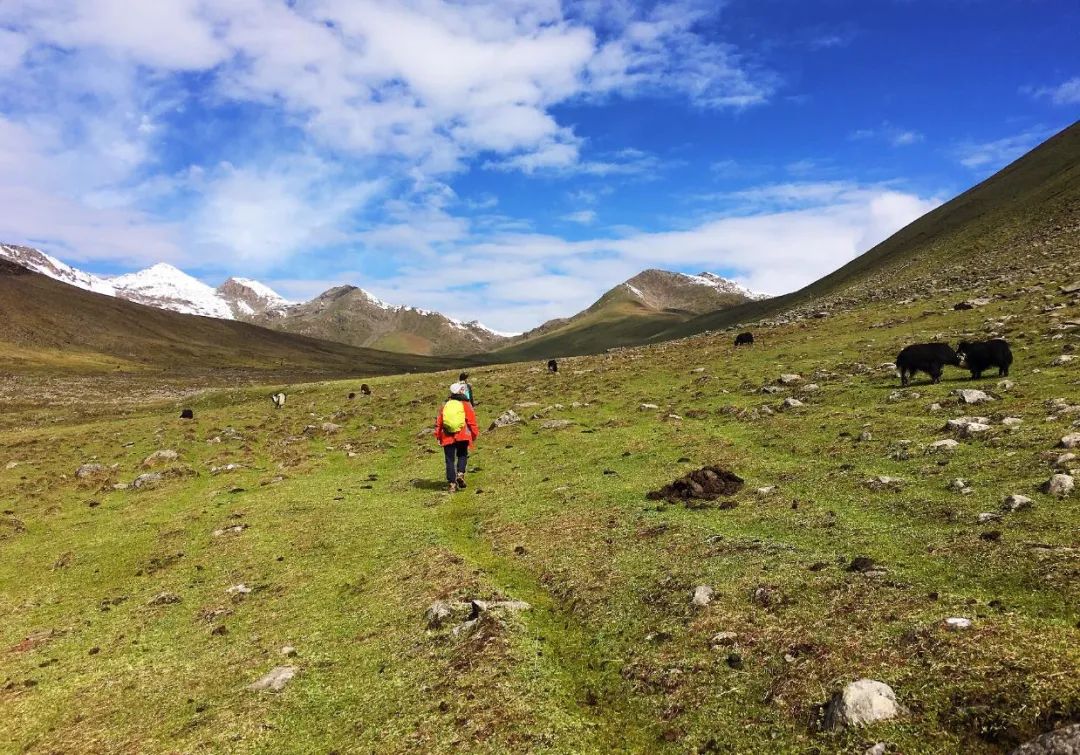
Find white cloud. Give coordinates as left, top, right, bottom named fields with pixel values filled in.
left=562, top=209, right=597, bottom=224
left=954, top=126, right=1057, bottom=170
left=342, top=181, right=940, bottom=332
left=850, top=122, right=924, bottom=147
left=1026, top=77, right=1080, bottom=106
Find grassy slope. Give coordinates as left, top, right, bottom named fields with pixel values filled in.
left=491, top=288, right=686, bottom=362
left=665, top=120, right=1080, bottom=339
left=0, top=260, right=446, bottom=379
left=2, top=245, right=1077, bottom=752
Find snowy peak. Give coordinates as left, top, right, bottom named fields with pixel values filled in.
left=217, top=277, right=291, bottom=318
left=617, top=269, right=768, bottom=315
left=0, top=243, right=117, bottom=297
left=111, top=263, right=234, bottom=319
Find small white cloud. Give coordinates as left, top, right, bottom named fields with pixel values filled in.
left=562, top=209, right=597, bottom=225
left=954, top=126, right=1056, bottom=170
left=850, top=122, right=923, bottom=147
left=1027, top=76, right=1080, bottom=106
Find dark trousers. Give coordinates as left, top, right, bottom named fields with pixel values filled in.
left=443, top=441, right=469, bottom=482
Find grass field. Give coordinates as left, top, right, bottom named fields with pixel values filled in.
left=2, top=250, right=1078, bottom=753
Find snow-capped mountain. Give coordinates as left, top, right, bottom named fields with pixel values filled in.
left=216, top=277, right=292, bottom=318
left=111, top=263, right=235, bottom=319
left=0, top=244, right=117, bottom=297
left=617, top=269, right=769, bottom=315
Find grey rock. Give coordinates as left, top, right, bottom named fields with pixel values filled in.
left=141, top=449, right=178, bottom=468
left=1010, top=723, right=1080, bottom=754
left=148, top=591, right=180, bottom=606
left=76, top=463, right=107, bottom=479
left=691, top=585, right=714, bottom=607
left=247, top=665, right=297, bottom=693
left=489, top=410, right=523, bottom=430
left=778, top=373, right=802, bottom=385
left=1059, top=433, right=1080, bottom=449
left=1002, top=494, right=1034, bottom=512
left=540, top=419, right=573, bottom=430
left=824, top=679, right=903, bottom=729
left=1001, top=417, right=1023, bottom=429
left=944, top=617, right=972, bottom=630
left=1041, top=474, right=1075, bottom=497
left=954, top=389, right=993, bottom=405
left=977, top=512, right=1002, bottom=523
left=928, top=439, right=959, bottom=453
left=132, top=472, right=163, bottom=490
left=639, top=403, right=660, bottom=410
left=781, top=397, right=804, bottom=409
left=1051, top=355, right=1076, bottom=366
left=997, top=379, right=1016, bottom=391
left=425, top=600, right=454, bottom=629
left=865, top=476, right=903, bottom=491
left=709, top=631, right=739, bottom=647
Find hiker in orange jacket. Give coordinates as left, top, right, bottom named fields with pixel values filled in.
left=434, top=382, right=479, bottom=492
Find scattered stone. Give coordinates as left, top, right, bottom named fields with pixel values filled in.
left=1041, top=474, right=1074, bottom=497
left=709, top=631, right=738, bottom=647
left=945, top=416, right=991, bottom=436
left=147, top=592, right=180, bottom=606
left=691, top=585, right=714, bottom=607
left=425, top=601, right=454, bottom=629
left=540, top=419, right=573, bottom=430
left=1001, top=417, right=1023, bottom=429
left=210, top=464, right=242, bottom=475
left=646, top=466, right=744, bottom=504
left=928, top=403, right=943, bottom=413
left=141, top=450, right=178, bottom=468
left=755, top=485, right=777, bottom=495
left=1051, top=355, right=1076, bottom=366
left=132, top=473, right=163, bottom=490
left=858, top=431, right=873, bottom=442
left=949, top=478, right=974, bottom=494
left=1056, top=452, right=1077, bottom=468
left=639, top=403, right=660, bottom=410
left=1059, top=433, right=1080, bottom=449
left=865, top=744, right=887, bottom=755
left=280, top=646, right=298, bottom=657
left=823, top=679, right=903, bottom=729
left=977, top=512, right=1002, bottom=524
left=802, top=383, right=821, bottom=393
left=226, top=584, right=252, bottom=596
left=865, top=476, right=903, bottom=492
left=928, top=439, right=959, bottom=453
left=247, top=666, right=297, bottom=693
left=1002, top=494, right=1034, bottom=512
left=954, top=389, right=993, bottom=405
left=320, top=422, right=342, bottom=434
left=781, top=397, right=804, bottom=409
left=997, top=379, right=1016, bottom=391
left=488, top=410, right=523, bottom=430
left=778, top=374, right=802, bottom=385
left=944, top=617, right=972, bottom=630
left=76, top=463, right=107, bottom=479
left=1010, top=723, right=1080, bottom=754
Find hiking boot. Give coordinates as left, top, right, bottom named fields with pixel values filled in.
left=456, top=474, right=467, bottom=489
left=448, top=481, right=458, bottom=493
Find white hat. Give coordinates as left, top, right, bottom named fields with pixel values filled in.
left=450, top=382, right=467, bottom=395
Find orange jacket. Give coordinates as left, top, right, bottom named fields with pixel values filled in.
left=434, top=399, right=479, bottom=447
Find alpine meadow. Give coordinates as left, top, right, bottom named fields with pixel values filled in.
left=1, top=2, right=1079, bottom=754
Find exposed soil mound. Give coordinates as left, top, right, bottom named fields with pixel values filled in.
left=647, top=466, right=744, bottom=504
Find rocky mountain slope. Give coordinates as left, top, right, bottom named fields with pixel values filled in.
left=248, top=285, right=509, bottom=357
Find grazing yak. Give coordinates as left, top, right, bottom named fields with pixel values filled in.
left=547, top=359, right=558, bottom=374
left=734, top=332, right=754, bottom=347
left=270, top=392, right=287, bottom=409
left=956, top=339, right=1012, bottom=379
left=360, top=384, right=372, bottom=395
left=896, top=343, right=959, bottom=386
left=180, top=409, right=194, bottom=420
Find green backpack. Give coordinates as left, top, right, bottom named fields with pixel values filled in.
left=442, top=400, right=466, bottom=434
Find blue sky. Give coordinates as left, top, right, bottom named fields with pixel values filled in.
left=0, top=0, right=1076, bottom=332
